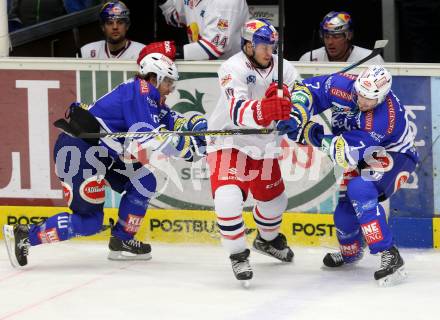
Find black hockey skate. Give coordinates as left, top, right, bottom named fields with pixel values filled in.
left=252, top=232, right=294, bottom=262
left=374, top=246, right=407, bottom=287
left=323, top=250, right=364, bottom=268
left=323, top=252, right=345, bottom=267
left=108, top=236, right=152, bottom=261
left=230, top=249, right=253, bottom=284
left=3, top=224, right=30, bottom=268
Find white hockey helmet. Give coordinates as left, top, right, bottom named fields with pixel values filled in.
left=354, top=65, right=392, bottom=103
left=138, top=52, right=179, bottom=87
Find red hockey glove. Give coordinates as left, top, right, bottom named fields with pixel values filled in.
left=252, top=96, right=291, bottom=127
left=265, top=82, right=291, bottom=100
left=137, top=41, right=176, bottom=64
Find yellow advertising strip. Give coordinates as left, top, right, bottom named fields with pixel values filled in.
left=0, top=206, right=338, bottom=247
left=433, top=217, right=440, bottom=249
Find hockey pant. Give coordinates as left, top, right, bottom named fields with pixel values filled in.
left=28, top=133, right=156, bottom=246
left=208, top=149, right=287, bottom=254
left=335, top=152, right=417, bottom=257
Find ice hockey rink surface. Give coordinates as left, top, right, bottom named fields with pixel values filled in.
left=0, top=242, right=439, bottom=320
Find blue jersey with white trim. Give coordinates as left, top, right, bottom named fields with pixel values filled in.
left=88, top=77, right=186, bottom=159
left=301, top=73, right=418, bottom=165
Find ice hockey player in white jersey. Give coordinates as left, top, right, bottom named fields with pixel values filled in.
left=155, top=0, right=249, bottom=60
left=80, top=1, right=144, bottom=59
left=207, top=19, right=309, bottom=285
left=299, top=11, right=385, bottom=63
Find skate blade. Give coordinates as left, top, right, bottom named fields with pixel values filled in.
left=252, top=247, right=293, bottom=263
left=2, top=225, right=19, bottom=268
left=240, top=280, right=251, bottom=289
left=107, top=250, right=152, bottom=261
left=377, top=266, right=408, bottom=287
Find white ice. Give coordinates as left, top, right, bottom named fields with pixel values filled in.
left=0, top=242, right=439, bottom=320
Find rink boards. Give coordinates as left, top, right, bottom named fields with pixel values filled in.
left=0, top=206, right=439, bottom=249
left=0, top=59, right=439, bottom=248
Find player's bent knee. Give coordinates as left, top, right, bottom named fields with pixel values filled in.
left=214, top=185, right=244, bottom=217
left=347, top=177, right=378, bottom=201
left=72, top=211, right=104, bottom=236
left=257, top=192, right=287, bottom=215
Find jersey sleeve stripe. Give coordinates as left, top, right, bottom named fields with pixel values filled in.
left=238, top=100, right=254, bottom=125
left=199, top=37, right=223, bottom=58
left=229, top=97, right=236, bottom=120
left=232, top=99, right=245, bottom=126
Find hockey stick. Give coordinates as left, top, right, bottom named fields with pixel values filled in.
left=72, top=27, right=82, bottom=58
left=78, top=128, right=275, bottom=139
left=277, top=0, right=284, bottom=97
left=338, top=39, right=388, bottom=73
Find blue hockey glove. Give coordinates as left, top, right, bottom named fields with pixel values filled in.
left=276, top=106, right=308, bottom=141
left=301, top=121, right=324, bottom=147
left=186, top=114, right=208, bottom=156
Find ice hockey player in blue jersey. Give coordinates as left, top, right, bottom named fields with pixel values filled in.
left=3, top=51, right=207, bottom=268
left=283, top=65, right=418, bottom=286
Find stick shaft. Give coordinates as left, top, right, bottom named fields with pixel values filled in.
left=78, top=128, right=275, bottom=139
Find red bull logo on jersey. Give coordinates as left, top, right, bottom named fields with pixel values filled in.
left=217, top=19, right=229, bottom=31
left=361, top=220, right=384, bottom=245
left=79, top=177, right=107, bottom=204
left=221, top=74, right=232, bottom=87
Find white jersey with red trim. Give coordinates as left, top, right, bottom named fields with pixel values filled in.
left=299, top=45, right=385, bottom=63
left=160, top=0, right=249, bottom=60
left=80, top=40, right=145, bottom=59
left=207, top=51, right=300, bottom=159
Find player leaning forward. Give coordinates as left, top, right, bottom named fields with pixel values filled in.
left=3, top=51, right=207, bottom=267
left=296, top=66, right=418, bottom=286
left=207, top=19, right=308, bottom=282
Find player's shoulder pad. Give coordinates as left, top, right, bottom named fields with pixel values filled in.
left=292, top=81, right=313, bottom=107
left=371, top=92, right=401, bottom=135
left=324, top=74, right=355, bottom=101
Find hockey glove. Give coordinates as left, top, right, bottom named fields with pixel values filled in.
left=265, top=82, right=291, bottom=100
left=252, top=96, right=291, bottom=127
left=186, top=114, right=208, bottom=157
left=277, top=104, right=310, bottom=140
left=159, top=0, right=181, bottom=27
left=137, top=41, right=176, bottom=63
left=300, top=121, right=324, bottom=147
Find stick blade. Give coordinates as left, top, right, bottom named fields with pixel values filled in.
left=374, top=40, right=389, bottom=50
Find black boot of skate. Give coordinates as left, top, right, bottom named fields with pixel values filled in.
left=323, top=249, right=364, bottom=268
left=108, top=236, right=152, bottom=261
left=252, top=232, right=294, bottom=262
left=374, top=246, right=407, bottom=286
left=230, top=249, right=253, bottom=282
left=323, top=252, right=345, bottom=267
left=3, top=224, right=31, bottom=267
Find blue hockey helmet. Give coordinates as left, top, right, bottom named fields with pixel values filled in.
left=320, top=11, right=352, bottom=37
left=241, top=19, right=278, bottom=49
left=100, top=1, right=130, bottom=24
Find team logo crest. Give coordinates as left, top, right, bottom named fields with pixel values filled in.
left=79, top=177, right=107, bottom=204
left=217, top=19, right=229, bottom=31
left=221, top=74, right=232, bottom=87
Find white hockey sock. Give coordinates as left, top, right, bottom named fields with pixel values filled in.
left=253, top=192, right=287, bottom=241
left=214, top=185, right=247, bottom=255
